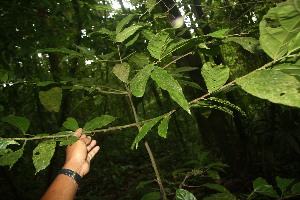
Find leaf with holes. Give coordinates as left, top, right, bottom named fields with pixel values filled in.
left=0, top=145, right=24, bottom=169
left=33, top=140, right=56, bottom=174
left=236, top=70, right=300, bottom=108
left=131, top=116, right=163, bottom=149
left=130, top=64, right=155, bottom=97
left=151, top=67, right=190, bottom=114
left=39, top=87, right=62, bottom=112
left=158, top=116, right=171, bottom=138
left=147, top=30, right=172, bottom=60
left=2, top=115, right=30, bottom=134
left=201, top=62, right=229, bottom=93
left=259, top=0, right=300, bottom=59
left=115, top=25, right=142, bottom=43
left=83, top=115, right=115, bottom=131
left=63, top=117, right=79, bottom=131
left=176, top=189, right=197, bottom=200
left=113, top=62, right=130, bottom=83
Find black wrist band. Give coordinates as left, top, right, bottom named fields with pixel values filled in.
left=58, top=169, right=82, bottom=188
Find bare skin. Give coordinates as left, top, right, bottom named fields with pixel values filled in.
left=41, top=128, right=100, bottom=200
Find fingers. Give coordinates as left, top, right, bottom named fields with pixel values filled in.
left=87, top=140, right=97, bottom=152
left=81, top=136, right=92, bottom=145
left=86, top=146, right=100, bottom=163
left=73, top=128, right=83, bottom=138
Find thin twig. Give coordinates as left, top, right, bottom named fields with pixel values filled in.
left=163, top=51, right=194, bottom=69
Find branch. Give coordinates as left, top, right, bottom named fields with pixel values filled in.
left=163, top=51, right=194, bottom=69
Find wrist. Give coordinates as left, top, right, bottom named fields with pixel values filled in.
left=63, top=162, right=84, bottom=177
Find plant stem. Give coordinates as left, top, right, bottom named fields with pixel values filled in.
left=125, top=84, right=168, bottom=200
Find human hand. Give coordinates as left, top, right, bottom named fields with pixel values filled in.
left=62, top=128, right=100, bottom=177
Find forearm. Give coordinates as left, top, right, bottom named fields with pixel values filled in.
left=41, top=174, right=78, bottom=200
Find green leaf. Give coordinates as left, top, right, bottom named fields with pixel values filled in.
left=39, top=87, right=63, bottom=112
left=83, top=115, right=115, bottom=131
left=151, top=67, right=190, bottom=114
left=115, top=25, right=142, bottom=43
left=130, top=64, right=155, bottom=97
left=291, top=182, right=300, bottom=195
left=207, top=29, right=228, bottom=38
left=158, top=116, right=171, bottom=138
left=116, top=14, right=136, bottom=34
left=207, top=170, right=220, bottom=180
left=125, top=33, right=140, bottom=47
left=37, top=81, right=56, bottom=87
left=2, top=115, right=30, bottom=134
left=273, top=62, right=300, bottom=76
left=141, top=192, right=160, bottom=200
left=259, top=0, right=300, bottom=59
left=288, top=31, right=300, bottom=54
left=171, top=67, right=198, bottom=74
left=203, top=193, right=236, bottom=200
left=113, top=62, right=130, bottom=83
left=32, top=140, right=56, bottom=174
left=0, top=70, right=8, bottom=82
left=88, top=28, right=114, bottom=37
left=225, top=37, right=262, bottom=54
left=59, top=136, right=78, bottom=146
left=202, top=183, right=230, bottom=194
left=63, top=117, right=79, bottom=131
left=276, top=176, right=294, bottom=193
left=0, top=139, right=19, bottom=149
left=176, top=189, right=197, bottom=200
left=236, top=70, right=300, bottom=108
left=147, top=30, right=173, bottom=60
left=142, top=29, right=155, bottom=41
left=131, top=116, right=163, bottom=149
left=0, top=145, right=24, bottom=169
left=253, top=177, right=279, bottom=198
left=129, top=53, right=150, bottom=69
left=201, top=62, right=230, bottom=93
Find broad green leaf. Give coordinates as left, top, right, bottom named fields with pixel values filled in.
left=225, top=37, right=262, bottom=54
left=33, top=140, right=56, bottom=174
left=203, top=193, right=236, bottom=200
left=207, top=29, right=228, bottom=38
left=141, top=192, right=160, bottom=200
left=129, top=53, right=150, bottom=69
left=115, top=25, right=142, bottom=43
left=0, top=145, right=24, bottom=169
left=207, top=170, right=220, bottom=180
left=259, top=0, right=300, bottom=59
left=2, top=115, right=30, bottom=134
left=0, top=139, right=19, bottom=149
left=83, top=115, right=115, bottom=131
left=276, top=176, right=294, bottom=193
left=288, top=31, right=300, bottom=54
left=116, top=14, right=136, bottom=34
left=125, top=33, right=140, bottom=47
left=273, top=62, right=300, bottom=76
left=142, top=29, right=155, bottom=41
left=161, top=38, right=196, bottom=59
left=59, top=136, right=78, bottom=146
left=202, top=183, right=230, bottom=194
left=253, top=177, right=279, bottom=198
left=236, top=70, right=300, bottom=108
left=291, top=182, right=300, bottom=195
left=39, top=87, right=62, bottom=112
left=130, top=64, right=155, bottom=97
left=63, top=117, right=79, bottom=131
left=0, top=149, right=11, bottom=156
left=147, top=30, right=172, bottom=60
left=113, top=62, right=130, bottom=83
left=201, top=62, right=229, bottom=93
left=131, top=116, right=163, bottom=149
left=151, top=67, right=190, bottom=114
left=158, top=116, right=171, bottom=138
left=176, top=189, right=197, bottom=200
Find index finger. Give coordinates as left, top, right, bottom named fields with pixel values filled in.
left=73, top=128, right=83, bottom=138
